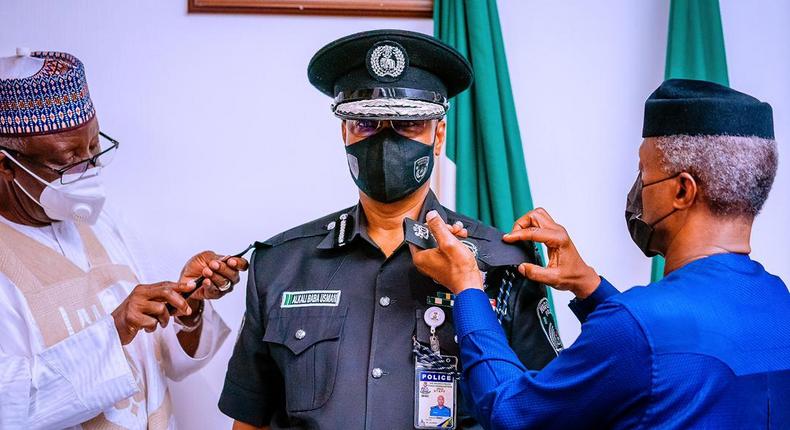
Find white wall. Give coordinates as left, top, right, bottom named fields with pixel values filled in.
left=0, top=1, right=787, bottom=428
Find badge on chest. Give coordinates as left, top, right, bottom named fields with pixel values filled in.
left=414, top=306, right=457, bottom=429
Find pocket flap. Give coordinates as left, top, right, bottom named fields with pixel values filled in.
left=264, top=306, right=348, bottom=355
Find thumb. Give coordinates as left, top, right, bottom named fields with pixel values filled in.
left=425, top=210, right=457, bottom=249
left=518, top=263, right=560, bottom=286
left=194, top=250, right=220, bottom=264
left=172, top=280, right=197, bottom=294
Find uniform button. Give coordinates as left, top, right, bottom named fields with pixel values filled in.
left=379, top=296, right=391, bottom=307
left=294, top=329, right=306, bottom=340
left=371, top=368, right=384, bottom=379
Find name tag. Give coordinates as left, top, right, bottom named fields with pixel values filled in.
left=281, top=290, right=342, bottom=308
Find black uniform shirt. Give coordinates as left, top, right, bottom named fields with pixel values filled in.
left=219, top=191, right=560, bottom=429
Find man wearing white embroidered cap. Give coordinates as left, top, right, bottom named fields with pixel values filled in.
left=0, top=50, right=248, bottom=429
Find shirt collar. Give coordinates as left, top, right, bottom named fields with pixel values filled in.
left=317, top=189, right=448, bottom=250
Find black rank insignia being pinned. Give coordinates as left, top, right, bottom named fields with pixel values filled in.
left=404, top=217, right=438, bottom=249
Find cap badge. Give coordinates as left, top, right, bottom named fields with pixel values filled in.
left=367, top=41, right=408, bottom=82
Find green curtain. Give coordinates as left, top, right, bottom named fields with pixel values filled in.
left=434, top=1, right=556, bottom=316
left=652, top=0, right=729, bottom=282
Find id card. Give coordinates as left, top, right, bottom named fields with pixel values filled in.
left=414, top=356, right=458, bottom=429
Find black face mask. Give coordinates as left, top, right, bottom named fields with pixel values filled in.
left=345, top=128, right=435, bottom=203
left=625, top=172, right=680, bottom=257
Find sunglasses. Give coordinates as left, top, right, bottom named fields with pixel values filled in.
left=345, top=119, right=436, bottom=139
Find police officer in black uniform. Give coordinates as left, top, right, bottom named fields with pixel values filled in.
left=219, top=29, right=561, bottom=430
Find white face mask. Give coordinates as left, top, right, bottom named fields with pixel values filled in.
left=1, top=150, right=106, bottom=225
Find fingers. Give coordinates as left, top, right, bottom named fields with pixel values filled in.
left=504, top=227, right=567, bottom=246
left=227, top=257, right=249, bottom=271
left=180, top=250, right=220, bottom=280
left=139, top=300, right=170, bottom=328
left=170, top=281, right=198, bottom=294
left=147, top=282, right=193, bottom=315
left=533, top=207, right=557, bottom=224
left=506, top=208, right=569, bottom=249
left=201, top=266, right=230, bottom=290
left=512, top=208, right=547, bottom=231
left=409, top=220, right=484, bottom=294
left=197, top=250, right=221, bottom=263
left=129, top=313, right=159, bottom=334
left=408, top=245, right=443, bottom=278
left=194, top=257, right=248, bottom=298
left=191, top=281, right=224, bottom=301
left=518, top=263, right=561, bottom=286
left=409, top=243, right=430, bottom=266
left=512, top=213, right=535, bottom=232
left=207, top=259, right=241, bottom=285
left=425, top=210, right=461, bottom=250
left=448, top=221, right=469, bottom=238
left=511, top=207, right=558, bottom=233
left=529, top=208, right=559, bottom=231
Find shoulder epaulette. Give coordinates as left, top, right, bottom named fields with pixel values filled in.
left=261, top=207, right=354, bottom=248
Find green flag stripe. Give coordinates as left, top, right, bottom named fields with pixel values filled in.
left=665, top=0, right=729, bottom=86
left=435, top=0, right=558, bottom=321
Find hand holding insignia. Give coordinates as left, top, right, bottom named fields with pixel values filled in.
left=111, top=281, right=196, bottom=345
left=409, top=210, right=482, bottom=295
left=503, top=208, right=600, bottom=298
left=179, top=251, right=250, bottom=301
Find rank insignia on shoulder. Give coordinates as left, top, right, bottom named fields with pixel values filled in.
left=330, top=213, right=353, bottom=247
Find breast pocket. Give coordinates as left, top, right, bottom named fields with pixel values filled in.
left=263, top=305, right=347, bottom=412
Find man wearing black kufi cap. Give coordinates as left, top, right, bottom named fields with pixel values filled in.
left=410, top=79, right=790, bottom=429
left=219, top=30, right=560, bottom=429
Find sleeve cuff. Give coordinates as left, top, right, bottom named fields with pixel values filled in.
left=568, top=277, right=619, bottom=323
left=453, top=288, right=504, bottom=340
left=161, top=300, right=231, bottom=381
left=189, top=300, right=229, bottom=360
left=218, top=378, right=275, bottom=428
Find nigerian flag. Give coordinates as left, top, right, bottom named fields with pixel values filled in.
left=652, top=0, right=730, bottom=282
left=433, top=0, right=556, bottom=316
